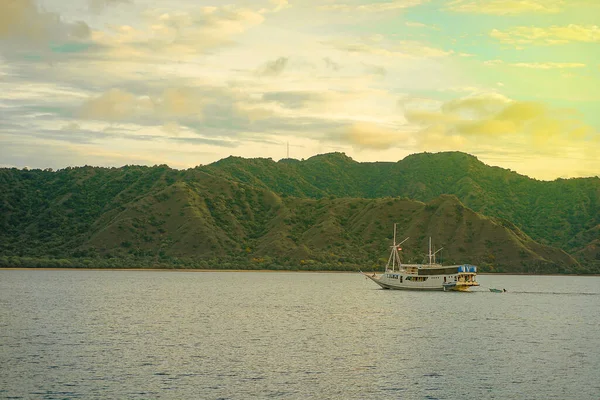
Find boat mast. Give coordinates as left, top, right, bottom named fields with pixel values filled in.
left=387, top=224, right=408, bottom=272
left=427, top=237, right=443, bottom=265
left=433, top=247, right=443, bottom=264
left=392, top=223, right=397, bottom=271
left=389, top=223, right=396, bottom=272
left=428, top=237, right=432, bottom=265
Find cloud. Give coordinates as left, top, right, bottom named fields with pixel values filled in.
left=490, top=25, right=600, bottom=46
left=404, top=93, right=597, bottom=156
left=79, top=87, right=207, bottom=122
left=328, top=122, right=410, bottom=150
left=157, top=87, right=205, bottom=118
left=0, top=0, right=91, bottom=48
left=263, top=91, right=323, bottom=109
left=76, top=84, right=279, bottom=135
left=404, top=93, right=510, bottom=126
left=397, top=40, right=453, bottom=57
left=404, top=109, right=461, bottom=124
left=483, top=60, right=503, bottom=66
left=326, top=37, right=452, bottom=58
left=168, top=136, right=238, bottom=147
left=318, top=0, right=429, bottom=12
left=513, top=62, right=585, bottom=69
left=405, top=21, right=427, bottom=28
left=61, top=122, right=82, bottom=132
left=441, top=93, right=511, bottom=117
left=323, top=57, right=341, bottom=71
left=446, top=0, right=564, bottom=15
left=364, top=63, right=387, bottom=76
left=161, top=121, right=181, bottom=136
left=89, top=0, right=131, bottom=14
left=405, top=20, right=440, bottom=30
left=263, top=90, right=363, bottom=111
left=261, top=89, right=394, bottom=119
left=256, top=57, right=289, bottom=76
left=269, top=0, right=290, bottom=12
left=89, top=5, right=265, bottom=62
left=483, top=60, right=587, bottom=69
left=153, top=6, right=265, bottom=40
left=80, top=88, right=151, bottom=121
left=439, top=85, right=493, bottom=94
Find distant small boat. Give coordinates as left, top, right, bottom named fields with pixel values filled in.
left=489, top=288, right=504, bottom=293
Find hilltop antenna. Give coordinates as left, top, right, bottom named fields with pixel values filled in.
left=287, top=142, right=289, bottom=159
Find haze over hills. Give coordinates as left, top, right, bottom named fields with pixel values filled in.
left=0, top=152, right=598, bottom=273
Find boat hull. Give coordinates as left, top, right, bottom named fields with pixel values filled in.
left=362, top=271, right=479, bottom=292
left=360, top=226, right=480, bottom=292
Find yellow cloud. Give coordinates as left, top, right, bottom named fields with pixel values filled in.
left=416, top=124, right=468, bottom=151
left=80, top=87, right=206, bottom=122
left=319, top=0, right=429, bottom=12
left=441, top=93, right=510, bottom=117
left=158, top=88, right=205, bottom=118
left=80, top=89, right=149, bottom=121
left=446, top=0, right=564, bottom=15
left=496, top=102, right=546, bottom=122
left=459, top=118, right=517, bottom=136
left=490, top=25, right=600, bottom=46
left=92, top=5, right=265, bottom=63
left=148, top=5, right=264, bottom=50
left=331, top=122, right=409, bottom=150
left=405, top=94, right=597, bottom=158
left=78, top=85, right=275, bottom=129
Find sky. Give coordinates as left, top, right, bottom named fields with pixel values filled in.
left=0, top=0, right=599, bottom=180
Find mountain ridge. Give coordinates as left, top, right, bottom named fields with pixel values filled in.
left=1, top=151, right=597, bottom=272
left=199, top=152, right=599, bottom=262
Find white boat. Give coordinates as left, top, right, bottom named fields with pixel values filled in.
left=362, top=224, right=479, bottom=292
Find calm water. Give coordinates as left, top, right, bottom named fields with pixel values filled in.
left=1, top=270, right=599, bottom=400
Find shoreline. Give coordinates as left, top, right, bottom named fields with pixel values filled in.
left=0, top=267, right=598, bottom=277
left=0, top=267, right=355, bottom=273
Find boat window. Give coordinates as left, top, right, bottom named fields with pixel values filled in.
left=406, top=276, right=428, bottom=282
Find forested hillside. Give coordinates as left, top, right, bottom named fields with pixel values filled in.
left=1, top=152, right=597, bottom=273
left=202, top=152, right=600, bottom=269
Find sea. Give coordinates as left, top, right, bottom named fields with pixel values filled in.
left=1, top=270, right=599, bottom=400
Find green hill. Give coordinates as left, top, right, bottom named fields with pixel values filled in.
left=0, top=152, right=597, bottom=273
left=200, top=151, right=600, bottom=269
